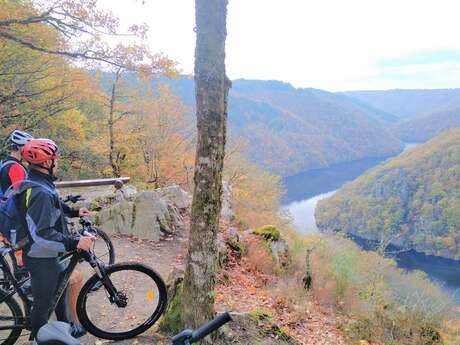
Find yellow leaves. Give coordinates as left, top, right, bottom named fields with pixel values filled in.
left=224, top=145, right=284, bottom=228
left=441, top=318, right=460, bottom=344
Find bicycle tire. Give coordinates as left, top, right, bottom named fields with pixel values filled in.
left=76, top=262, right=167, bottom=340
left=0, top=289, right=24, bottom=345
left=93, top=228, right=115, bottom=266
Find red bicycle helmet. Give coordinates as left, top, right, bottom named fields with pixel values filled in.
left=22, top=138, right=60, bottom=165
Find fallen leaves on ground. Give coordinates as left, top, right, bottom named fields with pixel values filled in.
left=216, top=246, right=347, bottom=345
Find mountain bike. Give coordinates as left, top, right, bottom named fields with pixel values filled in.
left=0, top=243, right=167, bottom=345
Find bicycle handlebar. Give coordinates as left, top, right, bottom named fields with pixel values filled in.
left=191, top=312, right=232, bottom=342
left=171, top=312, right=232, bottom=345
left=63, top=194, right=84, bottom=204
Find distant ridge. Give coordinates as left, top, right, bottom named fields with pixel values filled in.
left=341, top=88, right=460, bottom=119
left=160, top=77, right=403, bottom=176
left=393, top=107, right=460, bottom=142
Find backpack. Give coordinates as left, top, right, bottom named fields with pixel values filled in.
left=0, top=180, right=50, bottom=248
left=0, top=160, right=28, bottom=198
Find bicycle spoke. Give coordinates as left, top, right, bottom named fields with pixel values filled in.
left=0, top=294, right=23, bottom=344
left=0, top=331, right=29, bottom=342
left=78, top=264, right=166, bottom=340
left=0, top=316, right=15, bottom=321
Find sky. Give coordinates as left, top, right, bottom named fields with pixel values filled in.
left=99, top=0, right=460, bottom=91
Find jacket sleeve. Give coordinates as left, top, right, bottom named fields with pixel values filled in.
left=61, top=201, right=80, bottom=218
left=25, top=190, right=79, bottom=252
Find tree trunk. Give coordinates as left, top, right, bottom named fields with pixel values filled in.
left=181, top=0, right=230, bottom=330
left=108, top=68, right=121, bottom=177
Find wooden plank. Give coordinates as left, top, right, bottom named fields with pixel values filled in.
left=55, top=177, right=130, bottom=189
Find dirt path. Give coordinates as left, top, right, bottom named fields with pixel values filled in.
left=78, top=233, right=187, bottom=345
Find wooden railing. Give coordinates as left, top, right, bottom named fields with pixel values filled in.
left=55, top=177, right=130, bottom=189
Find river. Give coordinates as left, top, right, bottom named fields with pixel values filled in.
left=283, top=143, right=418, bottom=232
left=283, top=142, right=460, bottom=304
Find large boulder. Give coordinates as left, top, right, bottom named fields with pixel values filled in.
left=59, top=184, right=138, bottom=211
left=269, top=238, right=290, bottom=267
left=93, top=200, right=134, bottom=235
left=156, top=185, right=191, bottom=210
left=94, top=190, right=184, bottom=241
left=131, top=191, right=169, bottom=241
left=252, top=225, right=290, bottom=267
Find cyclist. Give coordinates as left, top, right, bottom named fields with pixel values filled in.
left=0, top=130, right=33, bottom=194
left=0, top=130, right=34, bottom=267
left=16, top=138, right=95, bottom=340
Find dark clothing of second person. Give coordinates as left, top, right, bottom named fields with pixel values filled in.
left=0, top=156, right=27, bottom=193
left=15, top=168, right=80, bottom=339
left=23, top=255, right=70, bottom=339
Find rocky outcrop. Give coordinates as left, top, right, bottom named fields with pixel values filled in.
left=156, top=185, right=192, bottom=210
left=252, top=225, right=290, bottom=267
left=269, top=238, right=290, bottom=267
left=92, top=187, right=187, bottom=241
left=220, top=182, right=235, bottom=225
left=63, top=181, right=237, bottom=243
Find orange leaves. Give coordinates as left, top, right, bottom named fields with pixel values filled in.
left=216, top=234, right=347, bottom=345
left=224, top=141, right=285, bottom=229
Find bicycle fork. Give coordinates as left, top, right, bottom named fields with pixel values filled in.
left=84, top=252, right=127, bottom=308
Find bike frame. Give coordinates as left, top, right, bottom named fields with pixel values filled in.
left=0, top=246, right=116, bottom=332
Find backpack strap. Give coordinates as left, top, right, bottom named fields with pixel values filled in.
left=0, top=160, right=15, bottom=171
left=0, top=160, right=28, bottom=195
left=0, top=160, right=27, bottom=176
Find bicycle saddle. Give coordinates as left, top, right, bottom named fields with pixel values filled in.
left=36, top=321, right=80, bottom=345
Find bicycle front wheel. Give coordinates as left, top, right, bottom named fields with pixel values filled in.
left=76, top=263, right=167, bottom=340
left=92, top=228, right=115, bottom=266
left=0, top=289, right=24, bottom=345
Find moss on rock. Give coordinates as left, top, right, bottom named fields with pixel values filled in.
left=226, top=237, right=246, bottom=255
left=158, top=269, right=186, bottom=334
left=249, top=309, right=273, bottom=320
left=252, top=225, right=281, bottom=241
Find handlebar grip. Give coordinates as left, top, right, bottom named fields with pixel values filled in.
left=190, top=312, right=232, bottom=342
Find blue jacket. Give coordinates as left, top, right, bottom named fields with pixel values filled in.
left=16, top=169, right=79, bottom=258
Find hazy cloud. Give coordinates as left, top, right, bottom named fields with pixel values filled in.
left=100, top=0, right=460, bottom=91
left=376, top=49, right=460, bottom=67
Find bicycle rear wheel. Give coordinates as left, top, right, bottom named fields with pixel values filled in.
left=92, top=228, right=115, bottom=266
left=0, top=289, right=24, bottom=345
left=76, top=263, right=167, bottom=340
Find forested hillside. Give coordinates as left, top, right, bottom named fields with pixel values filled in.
left=342, top=89, right=460, bottom=119
left=164, top=78, right=403, bottom=176
left=316, top=128, right=460, bottom=259
left=393, top=107, right=460, bottom=142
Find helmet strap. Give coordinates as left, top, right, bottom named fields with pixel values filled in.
left=47, top=160, right=58, bottom=181
left=31, top=161, right=58, bottom=180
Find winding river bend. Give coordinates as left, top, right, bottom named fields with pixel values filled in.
left=283, top=143, right=460, bottom=304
